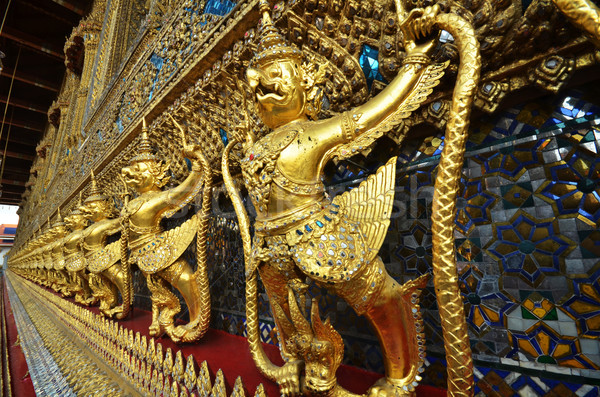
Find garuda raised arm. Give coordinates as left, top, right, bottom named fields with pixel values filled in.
left=63, top=192, right=96, bottom=306
left=48, top=210, right=74, bottom=297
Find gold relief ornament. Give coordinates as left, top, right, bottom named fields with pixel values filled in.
left=552, top=0, right=600, bottom=47
left=63, top=192, right=96, bottom=305
left=222, top=0, right=481, bottom=396
left=40, top=217, right=55, bottom=272
left=80, top=170, right=132, bottom=319
left=120, top=117, right=212, bottom=343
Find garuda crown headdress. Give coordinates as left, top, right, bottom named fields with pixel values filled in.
left=253, top=0, right=302, bottom=66
left=84, top=170, right=109, bottom=203
left=70, top=192, right=84, bottom=216
left=130, top=118, right=158, bottom=164
left=52, top=208, right=65, bottom=228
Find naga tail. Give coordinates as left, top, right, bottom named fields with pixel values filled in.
left=429, top=11, right=481, bottom=397
left=222, top=140, right=282, bottom=381
left=179, top=151, right=213, bottom=343
left=118, top=213, right=132, bottom=320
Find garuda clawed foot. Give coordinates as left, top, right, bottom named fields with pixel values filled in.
left=276, top=360, right=304, bottom=397
left=104, top=304, right=128, bottom=319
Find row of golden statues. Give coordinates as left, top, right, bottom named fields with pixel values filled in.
left=13, top=119, right=212, bottom=344
left=9, top=0, right=600, bottom=396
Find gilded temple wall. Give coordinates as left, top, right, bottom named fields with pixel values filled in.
left=9, top=0, right=600, bottom=395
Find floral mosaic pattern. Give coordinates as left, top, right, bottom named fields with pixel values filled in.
left=562, top=267, right=600, bottom=339
left=538, top=149, right=600, bottom=227
left=485, top=212, right=574, bottom=286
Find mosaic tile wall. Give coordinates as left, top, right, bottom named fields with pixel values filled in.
left=388, top=86, right=600, bottom=396
left=127, top=85, right=600, bottom=395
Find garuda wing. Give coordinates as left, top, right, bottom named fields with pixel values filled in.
left=337, top=156, right=397, bottom=263
left=87, top=240, right=121, bottom=273
left=131, top=215, right=199, bottom=273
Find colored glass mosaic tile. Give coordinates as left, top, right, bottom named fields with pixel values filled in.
left=562, top=267, right=600, bottom=338
left=485, top=212, right=575, bottom=287
left=203, top=0, right=236, bottom=16
left=359, top=44, right=386, bottom=90
left=538, top=148, right=600, bottom=227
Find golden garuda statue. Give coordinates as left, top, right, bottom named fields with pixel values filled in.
left=41, top=219, right=60, bottom=291
left=80, top=171, right=132, bottom=319
left=48, top=209, right=74, bottom=297
left=222, top=0, right=485, bottom=395
left=120, top=118, right=212, bottom=343
left=218, top=0, right=600, bottom=395
left=63, top=192, right=96, bottom=305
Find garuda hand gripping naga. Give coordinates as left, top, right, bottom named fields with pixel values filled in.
left=120, top=119, right=212, bottom=343
left=41, top=213, right=71, bottom=296
left=223, top=0, right=482, bottom=396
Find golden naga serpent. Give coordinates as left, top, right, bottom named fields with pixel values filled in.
left=223, top=3, right=481, bottom=396
left=190, top=150, right=213, bottom=342
left=424, top=12, right=479, bottom=397
left=119, top=211, right=133, bottom=320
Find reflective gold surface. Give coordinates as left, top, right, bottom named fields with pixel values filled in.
left=80, top=171, right=131, bottom=319
left=223, top=1, right=463, bottom=395
left=553, top=0, right=600, bottom=47
left=6, top=0, right=600, bottom=395
left=120, top=118, right=212, bottom=343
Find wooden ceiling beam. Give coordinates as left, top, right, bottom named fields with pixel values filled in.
left=17, top=0, right=79, bottom=25
left=0, top=96, right=48, bottom=114
left=1, top=166, right=31, bottom=176
left=1, top=68, right=60, bottom=92
left=2, top=119, right=44, bottom=132
left=0, top=179, right=26, bottom=187
left=0, top=135, right=39, bottom=147
left=51, top=0, right=85, bottom=16
left=1, top=27, right=64, bottom=60
left=0, top=150, right=35, bottom=161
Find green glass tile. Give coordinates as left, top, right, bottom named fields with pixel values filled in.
left=583, top=130, right=596, bottom=143
left=542, top=307, right=558, bottom=321
left=519, top=290, right=531, bottom=301
left=468, top=293, right=481, bottom=305
left=580, top=246, right=598, bottom=260
left=521, top=307, right=537, bottom=320
left=520, top=195, right=535, bottom=208
left=537, top=355, right=557, bottom=364
left=500, top=185, right=514, bottom=196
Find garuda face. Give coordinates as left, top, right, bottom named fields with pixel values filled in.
left=64, top=213, right=86, bottom=231
left=246, top=59, right=307, bottom=129
left=80, top=200, right=111, bottom=222
left=121, top=161, right=159, bottom=193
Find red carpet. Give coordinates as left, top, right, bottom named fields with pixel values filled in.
left=3, top=282, right=35, bottom=397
